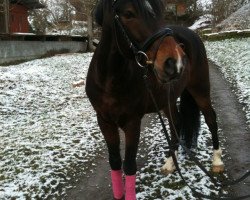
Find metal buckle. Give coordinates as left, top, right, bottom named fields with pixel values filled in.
left=135, top=51, right=152, bottom=68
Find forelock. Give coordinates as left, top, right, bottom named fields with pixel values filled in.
left=94, top=0, right=165, bottom=26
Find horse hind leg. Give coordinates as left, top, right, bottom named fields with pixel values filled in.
left=97, top=114, right=124, bottom=199
left=188, top=90, right=225, bottom=173
left=202, top=106, right=224, bottom=173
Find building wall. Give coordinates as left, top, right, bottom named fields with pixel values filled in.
left=0, top=14, right=6, bottom=33
left=9, top=4, right=29, bottom=33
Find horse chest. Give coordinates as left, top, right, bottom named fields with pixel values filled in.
left=86, top=71, right=145, bottom=117
left=99, top=92, right=135, bottom=113
left=101, top=94, right=117, bottom=109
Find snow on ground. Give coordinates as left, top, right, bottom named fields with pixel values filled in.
left=0, top=54, right=105, bottom=199
left=204, top=37, right=250, bottom=126
left=189, top=14, right=213, bottom=31
left=136, top=115, right=226, bottom=199
left=1, top=40, right=249, bottom=199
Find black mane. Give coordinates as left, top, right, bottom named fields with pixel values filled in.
left=94, top=0, right=165, bottom=26
left=94, top=0, right=104, bottom=26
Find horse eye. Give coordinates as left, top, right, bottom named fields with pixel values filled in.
left=179, top=43, right=185, bottom=50
left=123, top=11, right=135, bottom=19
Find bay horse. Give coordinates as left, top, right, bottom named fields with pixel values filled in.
left=85, top=0, right=224, bottom=199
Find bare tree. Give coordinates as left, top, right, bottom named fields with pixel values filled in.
left=29, top=0, right=75, bottom=34
left=69, top=0, right=97, bottom=51
left=188, top=0, right=203, bottom=22
left=29, top=8, right=49, bottom=34
left=164, top=0, right=204, bottom=25
left=211, top=0, right=249, bottom=27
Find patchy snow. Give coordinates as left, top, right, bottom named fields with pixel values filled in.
left=0, top=54, right=104, bottom=199
left=136, top=115, right=226, bottom=199
left=205, top=29, right=250, bottom=37
left=189, top=14, right=213, bottom=31
left=205, top=38, right=250, bottom=126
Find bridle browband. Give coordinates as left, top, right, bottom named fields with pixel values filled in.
left=141, top=28, right=173, bottom=52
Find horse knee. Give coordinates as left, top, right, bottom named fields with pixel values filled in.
left=109, top=155, right=122, bottom=170
left=107, top=145, right=122, bottom=170
left=123, top=159, right=137, bottom=175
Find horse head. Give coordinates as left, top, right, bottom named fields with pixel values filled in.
left=95, top=0, right=187, bottom=83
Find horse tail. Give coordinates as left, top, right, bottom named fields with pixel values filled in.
left=180, top=89, right=200, bottom=149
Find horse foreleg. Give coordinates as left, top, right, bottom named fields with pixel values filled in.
left=161, top=105, right=181, bottom=175
left=97, top=114, right=124, bottom=199
left=122, top=118, right=141, bottom=200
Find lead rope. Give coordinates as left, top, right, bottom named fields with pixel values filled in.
left=142, top=68, right=250, bottom=200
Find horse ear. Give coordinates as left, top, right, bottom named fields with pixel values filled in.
left=95, top=0, right=103, bottom=26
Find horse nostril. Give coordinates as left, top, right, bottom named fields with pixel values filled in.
left=164, top=58, right=177, bottom=76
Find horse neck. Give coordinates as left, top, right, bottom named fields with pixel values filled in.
left=95, top=32, right=136, bottom=82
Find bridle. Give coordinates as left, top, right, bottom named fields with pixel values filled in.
left=111, top=0, right=250, bottom=199
left=112, top=0, right=173, bottom=68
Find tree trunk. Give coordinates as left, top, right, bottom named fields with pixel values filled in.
left=87, top=13, right=94, bottom=52
left=193, top=0, right=197, bottom=11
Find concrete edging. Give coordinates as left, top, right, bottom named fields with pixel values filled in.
left=0, top=40, right=87, bottom=65
left=202, top=29, right=250, bottom=41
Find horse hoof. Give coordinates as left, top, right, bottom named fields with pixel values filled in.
left=114, top=196, right=125, bottom=200
left=212, top=164, right=225, bottom=173
left=161, top=167, right=175, bottom=175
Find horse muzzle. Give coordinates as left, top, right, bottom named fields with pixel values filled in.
left=154, top=56, right=186, bottom=84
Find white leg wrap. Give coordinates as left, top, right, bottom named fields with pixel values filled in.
left=212, top=147, right=224, bottom=166
left=212, top=147, right=225, bottom=173
left=161, top=151, right=178, bottom=174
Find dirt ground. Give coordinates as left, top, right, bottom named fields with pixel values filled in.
left=209, top=61, right=250, bottom=198
left=65, top=62, right=250, bottom=199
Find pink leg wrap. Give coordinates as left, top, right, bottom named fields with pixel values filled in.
left=125, top=175, right=136, bottom=200
left=111, top=170, right=124, bottom=199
